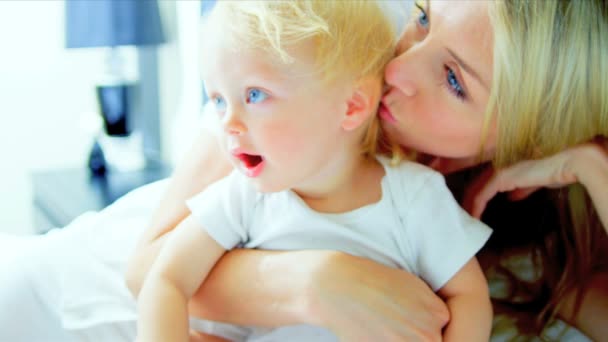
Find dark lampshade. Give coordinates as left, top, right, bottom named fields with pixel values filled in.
left=65, top=0, right=166, bottom=174
left=65, top=0, right=165, bottom=49
left=201, top=0, right=216, bottom=15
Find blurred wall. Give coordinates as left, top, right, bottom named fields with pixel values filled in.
left=0, top=1, right=99, bottom=234
left=0, top=1, right=202, bottom=235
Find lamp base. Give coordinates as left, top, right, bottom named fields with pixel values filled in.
left=95, top=131, right=146, bottom=173
left=88, top=139, right=107, bottom=176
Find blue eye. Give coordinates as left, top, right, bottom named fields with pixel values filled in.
left=212, top=96, right=226, bottom=111
left=446, top=68, right=465, bottom=100
left=246, top=88, right=269, bottom=104
left=415, top=2, right=429, bottom=29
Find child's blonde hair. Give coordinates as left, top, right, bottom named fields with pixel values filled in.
left=206, top=0, right=397, bottom=157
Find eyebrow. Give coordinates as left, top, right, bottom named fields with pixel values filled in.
left=426, top=0, right=489, bottom=90
left=446, top=48, right=488, bottom=90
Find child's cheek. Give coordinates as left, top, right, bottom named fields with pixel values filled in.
left=258, top=122, right=307, bottom=160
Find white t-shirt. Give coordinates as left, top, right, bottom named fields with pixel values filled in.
left=187, top=156, right=492, bottom=341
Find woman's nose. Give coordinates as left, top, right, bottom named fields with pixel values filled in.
left=385, top=57, right=417, bottom=97
left=222, top=110, right=247, bottom=135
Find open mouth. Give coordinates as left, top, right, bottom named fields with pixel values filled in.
left=240, top=153, right=263, bottom=168
left=235, top=153, right=265, bottom=177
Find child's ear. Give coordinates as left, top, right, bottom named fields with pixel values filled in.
left=342, top=77, right=381, bottom=131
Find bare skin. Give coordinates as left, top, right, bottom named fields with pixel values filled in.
left=559, top=273, right=608, bottom=341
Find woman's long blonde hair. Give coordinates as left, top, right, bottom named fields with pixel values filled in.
left=486, top=0, right=608, bottom=330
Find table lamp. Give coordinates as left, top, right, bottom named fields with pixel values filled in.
left=65, top=0, right=165, bottom=175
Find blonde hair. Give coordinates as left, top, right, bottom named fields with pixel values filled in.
left=486, top=0, right=608, bottom=330
left=206, top=0, right=397, bottom=157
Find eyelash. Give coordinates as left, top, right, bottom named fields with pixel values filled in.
left=208, top=88, right=269, bottom=116
left=414, top=2, right=429, bottom=29
left=246, top=88, right=269, bottom=104
left=211, top=95, right=226, bottom=111
left=445, top=67, right=466, bottom=100
left=414, top=1, right=467, bottom=101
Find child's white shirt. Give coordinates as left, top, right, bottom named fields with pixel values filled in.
left=187, top=156, right=492, bottom=341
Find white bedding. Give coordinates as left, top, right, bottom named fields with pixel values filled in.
left=0, top=179, right=591, bottom=341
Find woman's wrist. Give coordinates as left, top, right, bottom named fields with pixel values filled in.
left=265, top=250, right=346, bottom=327
left=244, top=250, right=351, bottom=328
left=297, top=251, right=349, bottom=327
left=569, top=144, right=608, bottom=188
left=254, top=249, right=332, bottom=326
left=293, top=251, right=450, bottom=340
left=187, top=249, right=337, bottom=327
left=568, top=143, right=608, bottom=230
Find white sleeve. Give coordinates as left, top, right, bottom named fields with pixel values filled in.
left=400, top=171, right=492, bottom=291
left=186, top=170, right=258, bottom=250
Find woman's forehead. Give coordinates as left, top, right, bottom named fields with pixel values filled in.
left=432, top=0, right=493, bottom=48
left=434, top=1, right=493, bottom=81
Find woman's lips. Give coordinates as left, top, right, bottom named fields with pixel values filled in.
left=378, top=102, right=397, bottom=124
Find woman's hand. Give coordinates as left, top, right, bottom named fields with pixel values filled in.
left=463, top=140, right=608, bottom=225
left=190, top=250, right=448, bottom=341
left=309, top=252, right=449, bottom=341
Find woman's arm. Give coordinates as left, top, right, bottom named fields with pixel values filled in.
left=464, top=140, right=608, bottom=231
left=571, top=142, right=608, bottom=231
left=125, top=120, right=233, bottom=294
left=192, top=249, right=450, bottom=341
left=132, top=222, right=449, bottom=338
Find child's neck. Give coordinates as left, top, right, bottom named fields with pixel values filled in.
left=293, top=153, right=385, bottom=213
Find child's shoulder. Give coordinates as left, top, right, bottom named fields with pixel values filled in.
left=378, top=156, right=444, bottom=182
left=377, top=156, right=451, bottom=204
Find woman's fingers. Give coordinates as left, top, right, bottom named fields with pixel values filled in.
left=466, top=161, right=551, bottom=218
left=469, top=173, right=501, bottom=219
left=462, top=166, right=495, bottom=218
left=464, top=152, right=579, bottom=218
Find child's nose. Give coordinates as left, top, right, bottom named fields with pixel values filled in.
left=223, top=111, right=247, bottom=135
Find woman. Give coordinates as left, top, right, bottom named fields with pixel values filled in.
left=1, top=0, right=606, bottom=341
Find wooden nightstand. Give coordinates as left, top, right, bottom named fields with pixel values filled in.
left=31, top=165, right=172, bottom=234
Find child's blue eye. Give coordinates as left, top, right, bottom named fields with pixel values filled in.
left=212, top=96, right=226, bottom=111
left=246, top=88, right=269, bottom=104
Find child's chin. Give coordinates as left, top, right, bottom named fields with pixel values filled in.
left=252, top=181, right=285, bottom=194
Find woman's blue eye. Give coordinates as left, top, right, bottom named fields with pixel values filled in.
left=415, top=2, right=429, bottom=28
left=212, top=96, right=226, bottom=110
left=246, top=88, right=269, bottom=104
left=446, top=68, right=465, bottom=100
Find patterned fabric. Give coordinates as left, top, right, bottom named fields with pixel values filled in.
left=485, top=250, right=591, bottom=341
